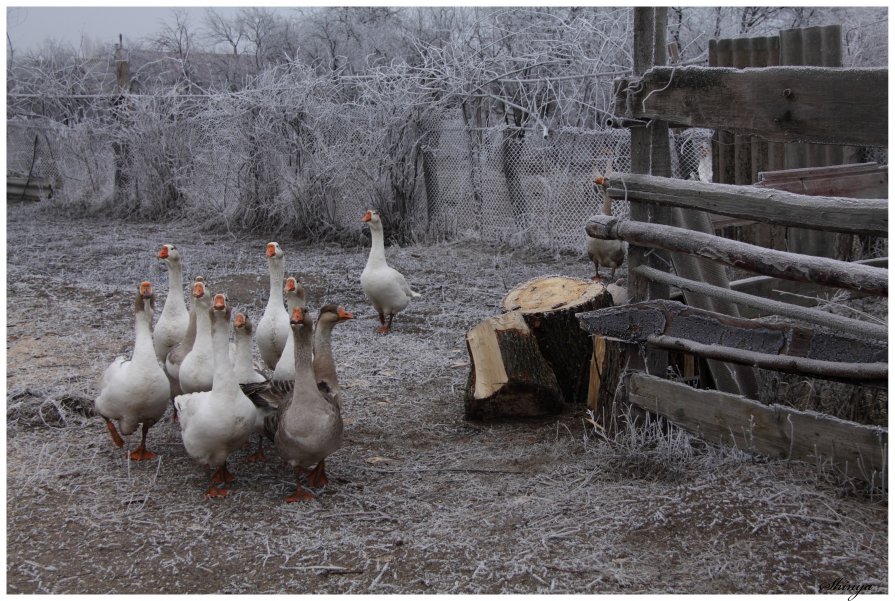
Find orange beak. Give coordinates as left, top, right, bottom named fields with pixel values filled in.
left=337, top=307, right=354, bottom=320
left=285, top=277, right=296, bottom=292
left=266, top=243, right=276, bottom=258
left=234, top=312, right=246, bottom=327
left=213, top=294, right=226, bottom=310
left=140, top=281, right=153, bottom=297
left=362, top=210, right=372, bottom=223
left=594, top=176, right=606, bottom=186
left=193, top=282, right=205, bottom=297
left=290, top=306, right=304, bottom=323
left=158, top=245, right=169, bottom=259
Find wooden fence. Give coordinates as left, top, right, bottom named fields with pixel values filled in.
left=579, top=8, right=887, bottom=483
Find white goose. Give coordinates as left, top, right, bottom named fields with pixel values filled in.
left=178, top=279, right=216, bottom=394
left=256, top=241, right=289, bottom=370
left=153, top=244, right=189, bottom=364
left=360, top=209, right=420, bottom=334
left=271, top=277, right=308, bottom=382
left=174, top=294, right=258, bottom=498
left=275, top=306, right=343, bottom=502
left=94, top=281, right=171, bottom=461
left=165, top=277, right=205, bottom=390
left=233, top=310, right=277, bottom=463
left=587, top=188, right=627, bottom=282
left=232, top=311, right=267, bottom=386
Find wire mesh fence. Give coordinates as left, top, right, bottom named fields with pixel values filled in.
left=11, top=109, right=882, bottom=253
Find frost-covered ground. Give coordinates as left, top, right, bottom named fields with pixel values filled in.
left=6, top=204, right=887, bottom=594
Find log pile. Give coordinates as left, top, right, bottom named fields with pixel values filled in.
left=464, top=275, right=624, bottom=421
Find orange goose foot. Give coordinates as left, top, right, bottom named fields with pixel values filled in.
left=105, top=420, right=125, bottom=448
left=210, top=464, right=236, bottom=485
left=286, top=487, right=316, bottom=503
left=306, top=461, right=330, bottom=488
left=129, top=446, right=157, bottom=461
left=204, top=485, right=230, bottom=500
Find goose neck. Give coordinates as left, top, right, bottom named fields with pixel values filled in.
left=133, top=304, right=156, bottom=361
left=268, top=257, right=285, bottom=303
left=291, top=324, right=317, bottom=395
left=367, top=223, right=387, bottom=266
left=210, top=312, right=236, bottom=393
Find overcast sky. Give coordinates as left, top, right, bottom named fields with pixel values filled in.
left=6, top=6, right=258, bottom=54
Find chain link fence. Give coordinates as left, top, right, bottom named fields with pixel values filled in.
left=15, top=110, right=884, bottom=254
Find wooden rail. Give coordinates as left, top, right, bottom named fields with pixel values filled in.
left=627, top=373, right=887, bottom=479
left=604, top=173, right=888, bottom=236
left=586, top=214, right=888, bottom=296
left=614, top=66, right=887, bottom=146
left=577, top=300, right=887, bottom=385
left=634, top=265, right=888, bottom=341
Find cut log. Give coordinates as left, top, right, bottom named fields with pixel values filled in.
left=464, top=311, right=563, bottom=420
left=502, top=276, right=617, bottom=406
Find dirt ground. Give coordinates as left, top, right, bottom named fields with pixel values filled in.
left=6, top=204, right=887, bottom=594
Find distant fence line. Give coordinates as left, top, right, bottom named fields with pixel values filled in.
left=7, top=112, right=720, bottom=251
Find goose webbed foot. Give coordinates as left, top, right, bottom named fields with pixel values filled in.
left=246, top=437, right=266, bottom=463
left=306, top=460, right=330, bottom=488
left=210, top=462, right=236, bottom=485
left=128, top=423, right=157, bottom=461
left=285, top=465, right=316, bottom=502
left=105, top=419, right=125, bottom=448
left=204, top=484, right=230, bottom=500
left=129, top=446, right=157, bottom=461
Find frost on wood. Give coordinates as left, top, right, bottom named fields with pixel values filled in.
left=465, top=276, right=619, bottom=420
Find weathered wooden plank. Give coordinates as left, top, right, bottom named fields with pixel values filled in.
left=757, top=164, right=888, bottom=198
left=604, top=173, right=888, bottom=236
left=576, top=299, right=887, bottom=366
left=614, top=66, right=887, bottom=146
left=633, top=265, right=887, bottom=341
left=627, top=373, right=887, bottom=479
left=585, top=214, right=888, bottom=295
left=723, top=258, right=887, bottom=318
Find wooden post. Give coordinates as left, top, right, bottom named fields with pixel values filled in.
left=627, top=7, right=670, bottom=378
left=112, top=34, right=131, bottom=206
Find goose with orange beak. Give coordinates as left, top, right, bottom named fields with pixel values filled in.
left=153, top=244, right=189, bottom=364
left=274, top=306, right=343, bottom=502
left=174, top=293, right=258, bottom=499
left=95, top=281, right=171, bottom=461
left=257, top=242, right=290, bottom=369
left=313, top=304, right=354, bottom=408
left=360, top=209, right=420, bottom=334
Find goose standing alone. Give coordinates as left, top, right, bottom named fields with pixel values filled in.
left=360, top=209, right=420, bottom=334
left=313, top=304, right=354, bottom=407
left=586, top=185, right=627, bottom=281
left=153, top=244, right=189, bottom=364
left=256, top=241, right=290, bottom=369
left=275, top=306, right=343, bottom=502
left=94, top=281, right=170, bottom=460
left=174, top=294, right=258, bottom=498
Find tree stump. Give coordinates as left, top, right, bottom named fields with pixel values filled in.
left=464, top=311, right=563, bottom=420
left=502, top=276, right=615, bottom=406
left=464, top=275, right=624, bottom=421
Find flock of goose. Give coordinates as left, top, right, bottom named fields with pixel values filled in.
left=93, top=209, right=421, bottom=502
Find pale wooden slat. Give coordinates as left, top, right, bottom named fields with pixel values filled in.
left=614, top=66, right=887, bottom=146
left=627, top=373, right=887, bottom=479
